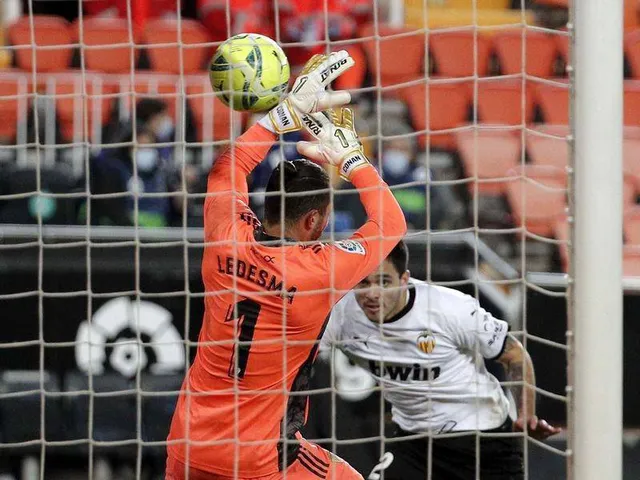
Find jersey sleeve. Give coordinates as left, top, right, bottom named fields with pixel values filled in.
left=204, top=123, right=276, bottom=240
left=447, top=292, right=510, bottom=360
left=316, top=164, right=407, bottom=294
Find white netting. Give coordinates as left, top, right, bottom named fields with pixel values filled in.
left=0, top=0, right=591, bottom=478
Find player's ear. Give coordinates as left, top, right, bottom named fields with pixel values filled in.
left=400, top=270, right=410, bottom=286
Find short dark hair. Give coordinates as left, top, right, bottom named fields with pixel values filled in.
left=264, top=160, right=330, bottom=226
left=387, top=240, right=409, bottom=276
left=135, top=98, right=168, bottom=124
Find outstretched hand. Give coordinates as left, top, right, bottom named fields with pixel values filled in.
left=514, top=416, right=562, bottom=441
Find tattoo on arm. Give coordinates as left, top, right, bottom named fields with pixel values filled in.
left=500, top=335, right=535, bottom=417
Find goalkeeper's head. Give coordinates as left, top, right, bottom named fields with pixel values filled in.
left=263, top=159, right=330, bottom=242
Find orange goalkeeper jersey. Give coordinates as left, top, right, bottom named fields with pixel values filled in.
left=167, top=123, right=406, bottom=477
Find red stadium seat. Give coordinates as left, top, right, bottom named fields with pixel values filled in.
left=429, top=30, right=491, bottom=77
left=144, top=18, right=211, bottom=74
left=526, top=131, right=569, bottom=168
left=477, top=78, right=536, bottom=125
left=624, top=80, right=640, bottom=126
left=0, top=77, right=31, bottom=142
left=49, top=78, right=116, bottom=143
left=73, top=18, right=140, bottom=73
left=624, top=137, right=640, bottom=192
left=186, top=82, right=242, bottom=142
left=625, top=207, right=640, bottom=246
left=455, top=128, right=522, bottom=195
left=554, top=31, right=569, bottom=73
left=493, top=29, right=558, bottom=78
left=360, top=24, right=425, bottom=93
left=399, top=81, right=470, bottom=150
left=535, top=80, right=569, bottom=124
left=505, top=165, right=567, bottom=238
left=625, top=30, right=640, bottom=78
left=8, top=15, right=74, bottom=72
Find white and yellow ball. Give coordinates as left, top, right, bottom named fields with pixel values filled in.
left=209, top=33, right=290, bottom=112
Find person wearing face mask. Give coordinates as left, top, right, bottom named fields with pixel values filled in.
left=86, top=125, right=173, bottom=227
left=379, top=121, right=449, bottom=230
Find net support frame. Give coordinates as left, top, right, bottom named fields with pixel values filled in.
left=571, top=0, right=623, bottom=478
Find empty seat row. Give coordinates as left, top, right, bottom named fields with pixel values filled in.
left=399, top=79, right=640, bottom=149
left=0, top=74, right=240, bottom=143
left=456, top=126, right=640, bottom=196
left=6, top=15, right=211, bottom=74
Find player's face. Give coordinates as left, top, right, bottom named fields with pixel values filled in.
left=354, top=260, right=409, bottom=322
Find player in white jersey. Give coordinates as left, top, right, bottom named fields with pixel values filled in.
left=321, top=240, right=560, bottom=480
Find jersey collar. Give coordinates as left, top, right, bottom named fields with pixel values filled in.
left=253, top=227, right=296, bottom=247
left=384, top=283, right=416, bottom=323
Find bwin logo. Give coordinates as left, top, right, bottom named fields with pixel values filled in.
left=75, top=297, right=185, bottom=378
left=301, top=115, right=321, bottom=136
left=321, top=58, right=348, bottom=82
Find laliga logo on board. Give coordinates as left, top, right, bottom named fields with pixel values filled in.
left=75, top=297, right=185, bottom=378
left=417, top=331, right=436, bottom=354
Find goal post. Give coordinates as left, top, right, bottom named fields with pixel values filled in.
left=572, top=0, right=624, bottom=479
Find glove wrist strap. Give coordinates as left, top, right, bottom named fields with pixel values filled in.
left=265, top=99, right=302, bottom=134
left=339, top=150, right=369, bottom=180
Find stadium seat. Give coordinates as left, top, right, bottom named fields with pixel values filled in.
left=399, top=81, right=470, bottom=150
left=493, top=29, right=558, bottom=78
left=624, top=247, right=640, bottom=276
left=526, top=131, right=569, bottom=168
left=535, top=80, right=569, bottom=124
left=477, top=78, right=536, bottom=125
left=624, top=137, right=640, bottom=192
left=505, top=165, right=567, bottom=238
left=8, top=15, right=74, bottom=72
left=72, top=17, right=139, bottom=73
left=625, top=206, right=640, bottom=246
left=624, top=80, right=640, bottom=125
left=429, top=30, right=492, bottom=77
left=0, top=77, right=31, bottom=143
left=186, top=82, right=243, bottom=142
left=455, top=129, right=522, bottom=195
left=555, top=32, right=569, bottom=72
left=553, top=218, right=570, bottom=273
left=144, top=18, right=211, bottom=74
left=360, top=24, right=425, bottom=92
left=625, top=125, right=640, bottom=139
left=50, top=78, right=117, bottom=143
left=625, top=30, right=640, bottom=78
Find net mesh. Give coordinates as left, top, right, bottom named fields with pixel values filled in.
left=0, top=0, right=577, bottom=478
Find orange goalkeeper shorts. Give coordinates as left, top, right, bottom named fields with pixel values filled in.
left=165, top=440, right=364, bottom=480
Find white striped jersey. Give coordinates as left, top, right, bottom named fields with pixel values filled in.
left=321, top=279, right=510, bottom=433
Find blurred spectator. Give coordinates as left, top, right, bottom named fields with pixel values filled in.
left=379, top=121, right=448, bottom=230
left=87, top=125, right=175, bottom=227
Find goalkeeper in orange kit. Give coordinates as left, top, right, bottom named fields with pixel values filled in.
left=166, top=51, right=407, bottom=479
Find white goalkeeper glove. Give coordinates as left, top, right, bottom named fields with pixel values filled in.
left=259, top=51, right=354, bottom=134
left=296, top=107, right=370, bottom=181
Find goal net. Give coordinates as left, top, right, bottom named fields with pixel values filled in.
left=0, top=0, right=590, bottom=478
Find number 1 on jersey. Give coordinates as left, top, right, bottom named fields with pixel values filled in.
left=225, top=299, right=261, bottom=379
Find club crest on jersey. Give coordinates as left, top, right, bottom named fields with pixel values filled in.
left=335, top=240, right=366, bottom=255
left=417, top=332, right=436, bottom=354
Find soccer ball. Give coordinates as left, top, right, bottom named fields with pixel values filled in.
left=209, top=33, right=290, bottom=113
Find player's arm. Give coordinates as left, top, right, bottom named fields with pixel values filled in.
left=205, top=51, right=355, bottom=238
left=496, top=335, right=562, bottom=440
left=449, top=293, right=561, bottom=441
left=297, top=109, right=407, bottom=291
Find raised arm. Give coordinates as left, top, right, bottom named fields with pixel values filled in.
left=297, top=108, right=407, bottom=291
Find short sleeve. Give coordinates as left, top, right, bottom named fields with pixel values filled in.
left=448, top=293, right=509, bottom=360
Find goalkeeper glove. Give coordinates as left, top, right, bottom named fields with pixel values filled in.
left=259, top=51, right=354, bottom=134
left=296, top=107, right=370, bottom=181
